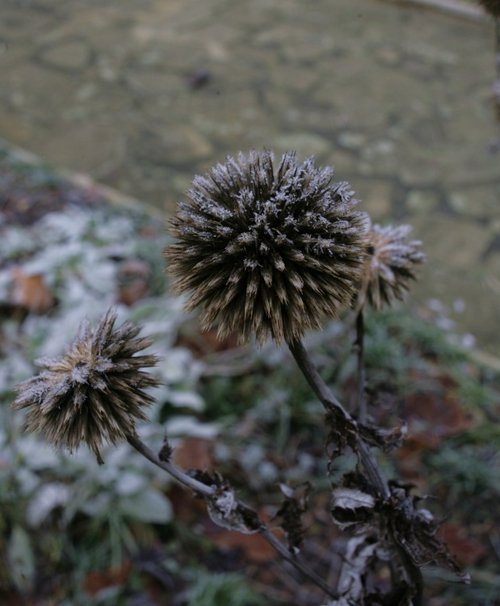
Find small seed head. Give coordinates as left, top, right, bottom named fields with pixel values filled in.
left=362, top=223, right=425, bottom=310
left=13, top=310, right=159, bottom=463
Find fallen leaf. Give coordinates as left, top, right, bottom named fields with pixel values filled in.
left=438, top=523, right=487, bottom=567
left=206, top=527, right=276, bottom=562
left=10, top=268, right=55, bottom=313
left=173, top=437, right=214, bottom=471
left=117, top=259, right=151, bottom=306
left=83, top=561, right=132, bottom=597
left=404, top=390, right=474, bottom=446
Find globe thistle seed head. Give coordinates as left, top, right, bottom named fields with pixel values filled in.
left=363, top=223, right=425, bottom=310
left=478, top=0, right=500, bottom=18
left=166, top=150, right=369, bottom=344
left=13, top=310, right=160, bottom=463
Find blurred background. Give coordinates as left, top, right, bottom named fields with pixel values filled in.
left=0, top=0, right=499, bottom=354
left=0, top=1, right=499, bottom=605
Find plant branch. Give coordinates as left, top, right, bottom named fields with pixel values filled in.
left=259, top=528, right=339, bottom=598
left=287, top=338, right=424, bottom=604
left=127, top=433, right=216, bottom=497
left=127, top=432, right=339, bottom=599
left=355, top=310, right=367, bottom=424
left=287, top=339, right=388, bottom=498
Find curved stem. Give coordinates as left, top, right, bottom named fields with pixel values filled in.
left=127, top=433, right=216, bottom=497
left=355, top=310, right=367, bottom=424
left=288, top=339, right=388, bottom=498
left=287, top=338, right=424, bottom=604
left=127, top=433, right=338, bottom=599
left=259, top=528, right=339, bottom=599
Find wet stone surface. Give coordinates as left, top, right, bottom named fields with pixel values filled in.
left=0, top=0, right=498, bottom=354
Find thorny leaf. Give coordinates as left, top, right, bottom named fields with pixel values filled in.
left=205, top=481, right=261, bottom=535
left=274, top=482, right=311, bottom=552
left=329, top=534, right=378, bottom=605
left=359, top=420, right=408, bottom=452
left=325, top=410, right=359, bottom=463
left=331, top=487, right=376, bottom=530
left=384, top=486, right=468, bottom=581
left=158, top=436, right=173, bottom=462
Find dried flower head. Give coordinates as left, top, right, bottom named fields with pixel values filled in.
left=478, top=0, right=500, bottom=17
left=13, top=310, right=159, bottom=463
left=166, top=150, right=369, bottom=344
left=362, top=223, right=425, bottom=310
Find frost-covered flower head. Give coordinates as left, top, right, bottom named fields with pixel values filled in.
left=478, top=0, right=500, bottom=17
left=13, top=310, right=159, bottom=463
left=166, top=150, right=369, bottom=344
left=362, top=223, right=425, bottom=310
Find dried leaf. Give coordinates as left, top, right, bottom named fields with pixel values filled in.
left=386, top=487, right=466, bottom=578
left=437, top=523, right=487, bottom=567
left=274, top=482, right=310, bottom=552
left=206, top=528, right=276, bottom=562
left=334, top=534, right=378, bottom=603
left=83, top=561, right=132, bottom=597
left=207, top=486, right=261, bottom=535
left=331, top=487, right=376, bottom=530
left=10, top=267, right=55, bottom=313
left=173, top=437, right=214, bottom=470
left=359, top=420, right=408, bottom=452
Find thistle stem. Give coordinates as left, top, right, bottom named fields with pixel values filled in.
left=287, top=339, right=387, bottom=497
left=127, top=433, right=216, bottom=497
left=287, top=339, right=424, bottom=603
left=127, top=432, right=339, bottom=599
left=355, top=310, right=367, bottom=424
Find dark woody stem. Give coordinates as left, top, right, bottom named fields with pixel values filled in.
left=355, top=309, right=367, bottom=424
left=127, top=433, right=339, bottom=599
left=287, top=339, right=424, bottom=604
left=287, top=338, right=387, bottom=498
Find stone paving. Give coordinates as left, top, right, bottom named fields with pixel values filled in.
left=0, top=0, right=499, bottom=354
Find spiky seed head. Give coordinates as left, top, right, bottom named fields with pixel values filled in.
left=478, top=0, right=500, bottom=17
left=13, top=310, right=159, bottom=463
left=362, top=223, right=425, bottom=310
left=165, top=150, right=369, bottom=344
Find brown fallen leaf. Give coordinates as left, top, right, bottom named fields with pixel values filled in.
left=83, top=560, right=132, bottom=597
left=205, top=527, right=276, bottom=562
left=117, top=259, right=151, bottom=306
left=173, top=437, right=214, bottom=471
left=438, top=523, right=487, bottom=567
left=10, top=267, right=55, bottom=313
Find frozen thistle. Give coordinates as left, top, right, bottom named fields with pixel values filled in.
left=166, top=150, right=369, bottom=344
left=362, top=223, right=425, bottom=310
left=13, top=310, right=159, bottom=464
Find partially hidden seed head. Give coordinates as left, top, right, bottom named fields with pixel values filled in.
left=362, top=223, right=425, bottom=310
left=13, top=309, right=160, bottom=464
left=165, top=150, right=370, bottom=344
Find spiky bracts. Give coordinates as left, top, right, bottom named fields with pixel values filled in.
left=478, top=0, right=500, bottom=18
left=166, top=151, right=369, bottom=344
left=363, top=224, right=425, bottom=310
left=13, top=310, right=159, bottom=463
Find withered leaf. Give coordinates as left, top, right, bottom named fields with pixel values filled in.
left=275, top=482, right=311, bottom=552
left=207, top=486, right=261, bottom=535
left=331, top=487, right=376, bottom=530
